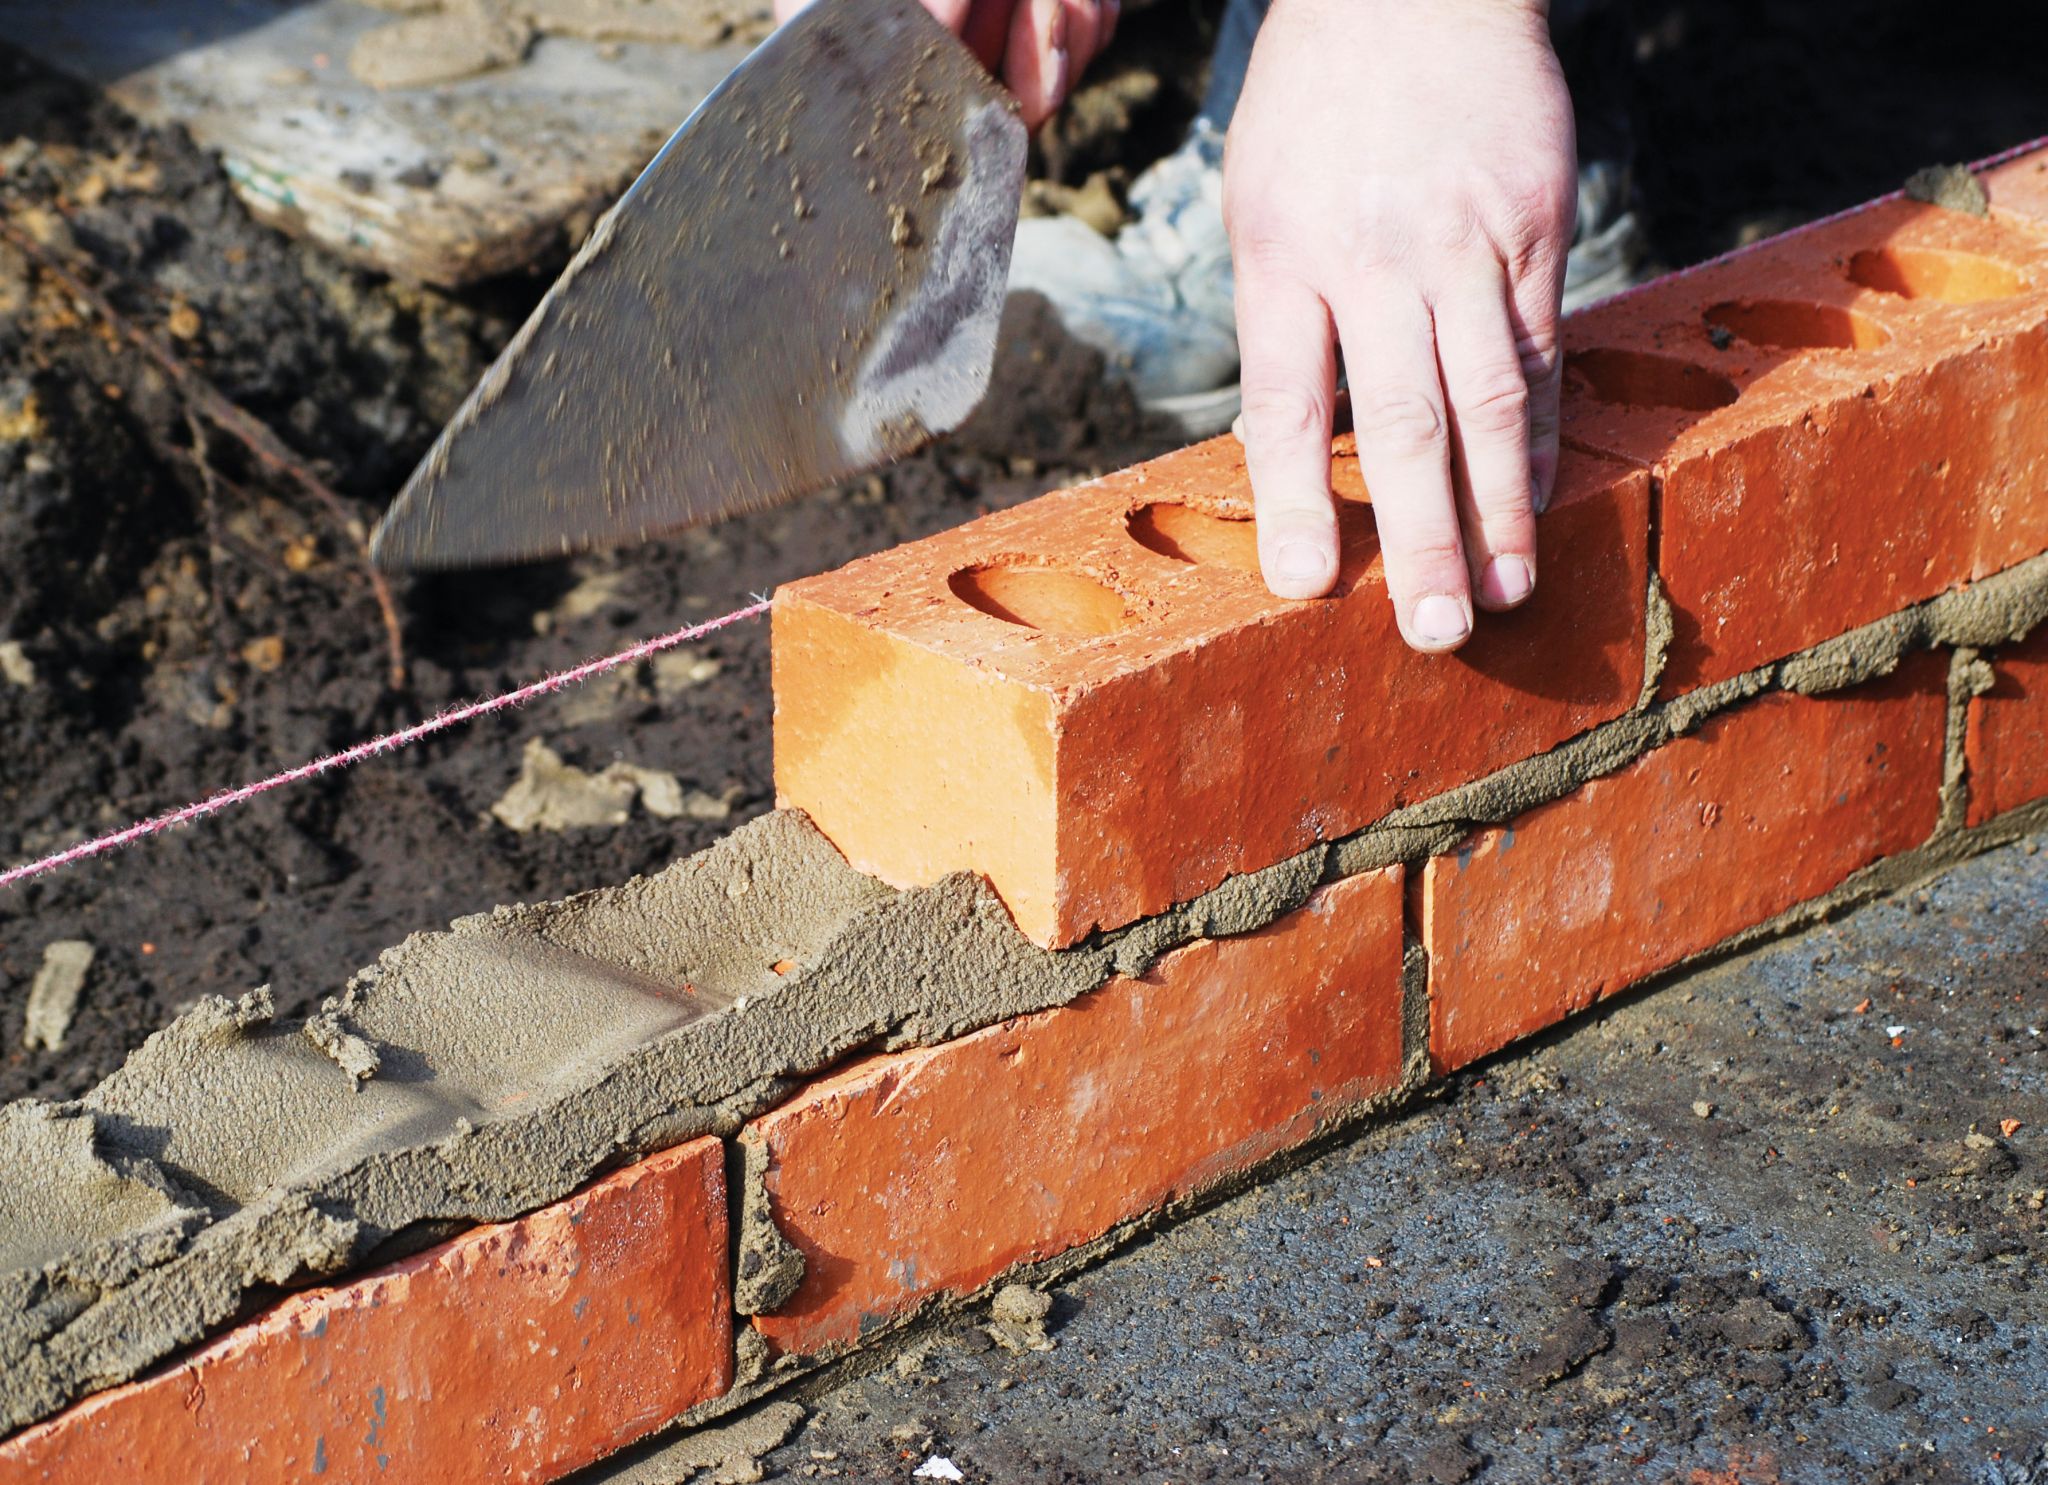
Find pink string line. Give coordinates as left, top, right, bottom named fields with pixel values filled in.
left=0, top=598, right=771, bottom=895
left=1604, top=131, right=2048, bottom=311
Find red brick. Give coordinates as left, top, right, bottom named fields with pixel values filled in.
left=1424, top=655, right=1949, bottom=1073
left=1560, top=183, right=2048, bottom=693
left=0, top=1140, right=732, bottom=1485
left=775, top=442, right=1647, bottom=948
left=1966, top=623, right=2048, bottom=826
left=1986, top=149, right=2048, bottom=232
left=743, top=867, right=1405, bottom=1358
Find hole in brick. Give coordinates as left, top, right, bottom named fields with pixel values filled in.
left=1566, top=349, right=1740, bottom=411
left=1703, top=299, right=1892, bottom=351
left=948, top=561, right=1133, bottom=636
left=1846, top=246, right=2028, bottom=303
left=1127, top=503, right=1260, bottom=573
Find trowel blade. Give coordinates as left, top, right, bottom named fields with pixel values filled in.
left=370, top=0, right=1026, bottom=571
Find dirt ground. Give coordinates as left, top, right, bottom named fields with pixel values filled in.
left=2, top=0, right=2047, bottom=1107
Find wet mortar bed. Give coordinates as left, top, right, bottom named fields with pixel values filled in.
left=734, top=836, right=2048, bottom=1485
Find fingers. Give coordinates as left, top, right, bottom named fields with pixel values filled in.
left=1331, top=284, right=1473, bottom=652
left=1004, top=0, right=1106, bottom=126
left=1233, top=259, right=1342, bottom=599
left=955, top=0, right=1017, bottom=72
left=1432, top=259, right=1538, bottom=611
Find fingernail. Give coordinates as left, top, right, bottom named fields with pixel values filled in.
left=1479, top=555, right=1534, bottom=608
left=1273, top=537, right=1328, bottom=590
left=1412, top=594, right=1471, bottom=648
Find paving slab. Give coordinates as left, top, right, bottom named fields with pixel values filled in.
left=700, top=832, right=2048, bottom=1485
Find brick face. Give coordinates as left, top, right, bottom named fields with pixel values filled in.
left=0, top=1140, right=732, bottom=1485
left=1561, top=196, right=2048, bottom=694
left=743, top=868, right=1407, bottom=1358
left=1424, top=656, right=1950, bottom=1073
left=1967, top=624, right=2048, bottom=826
left=776, top=443, right=1646, bottom=948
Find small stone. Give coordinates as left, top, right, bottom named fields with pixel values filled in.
left=652, top=648, right=722, bottom=694
left=239, top=634, right=286, bottom=673
left=1692, top=1100, right=1715, bottom=1120
left=983, top=1283, right=1055, bottom=1354
left=1903, top=163, right=1989, bottom=217
left=24, top=940, right=95, bottom=1052
left=0, top=639, right=37, bottom=688
left=490, top=738, right=635, bottom=832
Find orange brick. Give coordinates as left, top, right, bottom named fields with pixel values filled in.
left=744, top=867, right=1405, bottom=1358
left=775, top=442, right=1646, bottom=948
left=1966, top=623, right=2048, bottom=826
left=1986, top=149, right=2048, bottom=231
left=1561, top=186, right=2048, bottom=693
left=0, top=1140, right=731, bottom=1485
left=1424, top=655, right=1948, bottom=1074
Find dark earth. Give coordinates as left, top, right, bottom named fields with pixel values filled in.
left=717, top=835, right=2048, bottom=1485
left=1, top=0, right=2046, bottom=1471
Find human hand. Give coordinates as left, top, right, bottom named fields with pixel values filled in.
left=1224, top=0, right=1577, bottom=651
left=771, top=0, right=1115, bottom=128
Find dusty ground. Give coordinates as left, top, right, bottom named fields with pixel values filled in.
left=707, top=835, right=2047, bottom=1484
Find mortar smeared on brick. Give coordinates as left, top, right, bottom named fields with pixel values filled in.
left=2, top=553, right=2044, bottom=1439
left=0, top=809, right=1331, bottom=1433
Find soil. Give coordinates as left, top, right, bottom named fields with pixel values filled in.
left=3, top=0, right=2048, bottom=1112
left=0, top=48, right=1159, bottom=1106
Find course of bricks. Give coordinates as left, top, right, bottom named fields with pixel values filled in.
left=6, top=155, right=2048, bottom=1480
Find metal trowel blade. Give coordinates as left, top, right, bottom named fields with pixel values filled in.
left=370, top=0, right=1026, bottom=570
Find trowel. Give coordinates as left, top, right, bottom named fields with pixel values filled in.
left=369, top=0, right=1026, bottom=570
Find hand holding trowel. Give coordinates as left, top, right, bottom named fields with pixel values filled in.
left=371, top=0, right=1103, bottom=570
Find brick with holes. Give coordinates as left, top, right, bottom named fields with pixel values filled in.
left=1560, top=164, right=2048, bottom=694
left=773, top=439, right=1647, bottom=948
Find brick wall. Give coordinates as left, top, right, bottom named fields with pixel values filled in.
left=8, top=157, right=2048, bottom=1480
